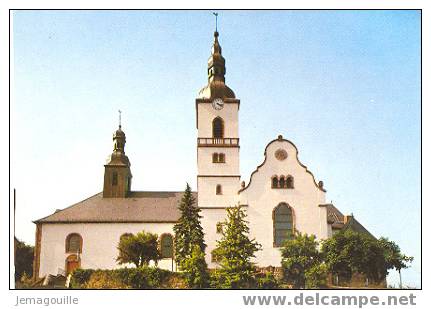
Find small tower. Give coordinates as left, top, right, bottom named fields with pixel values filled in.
left=103, top=115, right=132, bottom=198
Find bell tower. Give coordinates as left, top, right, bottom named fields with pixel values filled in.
left=196, top=30, right=240, bottom=208
left=103, top=115, right=132, bottom=198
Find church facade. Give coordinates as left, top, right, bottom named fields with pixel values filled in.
left=33, top=31, right=370, bottom=279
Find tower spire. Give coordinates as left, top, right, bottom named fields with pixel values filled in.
left=213, top=12, right=218, bottom=33
left=196, top=16, right=236, bottom=100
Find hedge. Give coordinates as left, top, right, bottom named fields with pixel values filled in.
left=70, top=267, right=187, bottom=289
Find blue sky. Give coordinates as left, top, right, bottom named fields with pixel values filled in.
left=12, top=10, right=421, bottom=287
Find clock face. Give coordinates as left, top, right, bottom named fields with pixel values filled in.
left=212, top=98, right=224, bottom=110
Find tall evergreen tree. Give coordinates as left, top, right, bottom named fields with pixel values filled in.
left=173, top=183, right=206, bottom=268
left=212, top=205, right=261, bottom=288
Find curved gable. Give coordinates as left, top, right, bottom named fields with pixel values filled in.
left=239, top=135, right=326, bottom=194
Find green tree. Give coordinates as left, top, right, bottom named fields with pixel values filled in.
left=173, top=183, right=206, bottom=268
left=212, top=205, right=261, bottom=288
left=14, top=238, right=34, bottom=281
left=378, top=238, right=413, bottom=288
left=321, top=230, right=365, bottom=283
left=280, top=233, right=323, bottom=288
left=116, top=231, right=161, bottom=268
left=181, top=245, right=210, bottom=288
left=321, top=230, right=401, bottom=285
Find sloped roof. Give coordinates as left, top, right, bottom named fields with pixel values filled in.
left=326, top=204, right=345, bottom=229
left=342, top=216, right=375, bottom=238
left=323, top=204, right=374, bottom=238
left=34, top=191, right=197, bottom=223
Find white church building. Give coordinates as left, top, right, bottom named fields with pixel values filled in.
left=33, top=31, right=370, bottom=279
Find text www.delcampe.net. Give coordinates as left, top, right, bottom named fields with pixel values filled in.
left=242, top=293, right=417, bottom=308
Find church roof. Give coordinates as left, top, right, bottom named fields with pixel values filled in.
left=34, top=191, right=197, bottom=223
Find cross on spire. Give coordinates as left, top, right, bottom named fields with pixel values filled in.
left=118, top=110, right=122, bottom=128
left=213, top=12, right=218, bottom=32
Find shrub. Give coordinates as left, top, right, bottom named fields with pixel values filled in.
left=70, top=269, right=95, bottom=288
left=116, top=267, right=171, bottom=289
left=305, top=263, right=328, bottom=289
left=85, top=270, right=129, bottom=289
left=256, top=272, right=280, bottom=289
left=70, top=267, right=175, bottom=289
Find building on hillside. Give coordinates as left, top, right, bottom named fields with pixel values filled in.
left=32, top=30, right=372, bottom=280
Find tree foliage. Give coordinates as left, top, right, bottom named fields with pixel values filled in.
left=173, top=183, right=206, bottom=268
left=116, top=231, right=161, bottom=268
left=280, top=233, right=323, bottom=288
left=211, top=205, right=262, bottom=288
left=181, top=245, right=210, bottom=288
left=15, top=238, right=34, bottom=281
left=321, top=230, right=413, bottom=285
left=378, top=237, right=413, bottom=272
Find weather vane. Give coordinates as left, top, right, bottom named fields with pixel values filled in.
left=118, top=110, right=122, bottom=128
left=213, top=12, right=219, bottom=32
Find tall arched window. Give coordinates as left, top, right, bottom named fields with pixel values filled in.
left=273, top=203, right=293, bottom=247
left=65, top=233, right=83, bottom=253
left=212, top=117, right=224, bottom=138
left=160, top=234, right=174, bottom=258
left=216, top=184, right=223, bottom=195
left=286, top=176, right=294, bottom=189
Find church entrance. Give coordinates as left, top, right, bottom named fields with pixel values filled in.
left=65, top=254, right=80, bottom=275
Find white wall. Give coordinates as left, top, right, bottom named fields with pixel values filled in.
left=197, top=147, right=240, bottom=175
left=200, top=208, right=228, bottom=268
left=239, top=138, right=328, bottom=267
left=197, top=103, right=239, bottom=138
left=197, top=176, right=240, bottom=208
left=39, top=223, right=176, bottom=277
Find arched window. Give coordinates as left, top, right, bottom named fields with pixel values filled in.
left=160, top=234, right=173, bottom=258
left=273, top=203, right=293, bottom=247
left=112, top=172, right=118, bottom=186
left=65, top=233, right=83, bottom=253
left=216, top=184, right=223, bottom=195
left=286, top=176, right=294, bottom=189
left=279, top=176, right=286, bottom=188
left=272, top=176, right=279, bottom=188
left=212, top=117, right=224, bottom=139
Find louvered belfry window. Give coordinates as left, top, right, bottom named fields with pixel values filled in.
left=273, top=203, right=293, bottom=247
